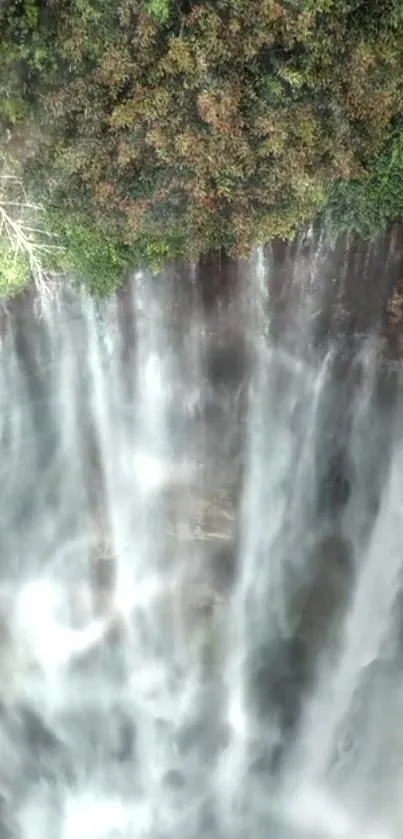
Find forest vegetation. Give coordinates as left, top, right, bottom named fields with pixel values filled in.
left=1, top=0, right=403, bottom=294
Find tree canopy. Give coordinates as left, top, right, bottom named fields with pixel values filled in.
left=1, top=0, right=403, bottom=292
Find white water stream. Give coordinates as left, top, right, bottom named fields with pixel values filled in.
left=0, top=249, right=402, bottom=838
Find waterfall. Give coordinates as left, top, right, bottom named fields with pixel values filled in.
left=0, top=243, right=402, bottom=838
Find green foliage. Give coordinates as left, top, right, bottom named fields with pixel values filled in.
left=0, top=0, right=403, bottom=295
left=145, top=0, right=171, bottom=24
left=44, top=211, right=131, bottom=296
left=0, top=241, right=30, bottom=297
left=43, top=209, right=187, bottom=293
left=138, top=234, right=187, bottom=272
left=322, top=129, right=403, bottom=238
left=0, top=97, right=23, bottom=124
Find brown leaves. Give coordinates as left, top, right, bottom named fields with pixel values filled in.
left=162, top=37, right=195, bottom=77
left=120, top=198, right=150, bottom=239
left=116, top=139, right=140, bottom=167
left=95, top=46, right=133, bottom=94
left=197, top=87, right=242, bottom=136
left=7, top=0, right=403, bottom=267
left=94, top=180, right=115, bottom=204
left=253, top=113, right=289, bottom=157
left=145, top=127, right=173, bottom=162
left=110, top=85, right=172, bottom=130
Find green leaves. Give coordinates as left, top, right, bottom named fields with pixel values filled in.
left=0, top=0, right=402, bottom=297
left=322, top=128, right=403, bottom=238
left=24, top=0, right=39, bottom=29
left=0, top=241, right=30, bottom=297
left=44, top=211, right=130, bottom=295
left=277, top=66, right=305, bottom=90
left=145, top=0, right=170, bottom=24
left=0, top=97, right=23, bottom=124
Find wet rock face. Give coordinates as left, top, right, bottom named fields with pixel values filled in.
left=295, top=534, right=353, bottom=651
left=249, top=637, right=309, bottom=732
left=204, top=542, right=238, bottom=596
left=266, top=225, right=403, bottom=361
left=205, top=336, right=250, bottom=391
left=244, top=530, right=353, bottom=772
left=317, top=450, right=353, bottom=519
left=83, top=234, right=402, bottom=729
left=197, top=252, right=241, bottom=313
left=90, top=552, right=116, bottom=616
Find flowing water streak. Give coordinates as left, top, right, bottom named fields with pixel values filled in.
left=217, top=243, right=337, bottom=833
left=1, top=242, right=403, bottom=839
left=0, top=273, right=211, bottom=837
left=292, top=398, right=403, bottom=782
left=278, top=344, right=403, bottom=838
left=215, top=246, right=272, bottom=827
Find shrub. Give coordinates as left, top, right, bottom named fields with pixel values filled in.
left=1, top=0, right=403, bottom=295
left=0, top=241, right=30, bottom=297
left=146, top=0, right=171, bottom=25
left=44, top=211, right=131, bottom=296
left=322, top=128, right=403, bottom=239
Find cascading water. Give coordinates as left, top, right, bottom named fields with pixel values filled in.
left=0, top=243, right=402, bottom=839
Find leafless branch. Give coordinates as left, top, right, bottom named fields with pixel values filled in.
left=0, top=170, right=65, bottom=305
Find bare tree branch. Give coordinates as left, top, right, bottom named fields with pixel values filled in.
left=0, top=169, right=65, bottom=305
